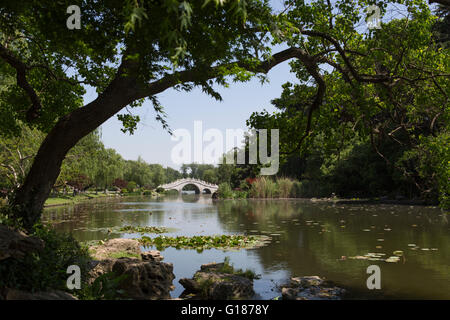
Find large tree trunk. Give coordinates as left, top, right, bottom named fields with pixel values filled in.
left=10, top=70, right=140, bottom=230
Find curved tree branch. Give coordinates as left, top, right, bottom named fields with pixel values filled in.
left=0, top=43, right=42, bottom=121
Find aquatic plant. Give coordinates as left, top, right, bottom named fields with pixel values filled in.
left=118, top=225, right=171, bottom=234
left=217, top=257, right=260, bottom=280
left=136, top=234, right=271, bottom=251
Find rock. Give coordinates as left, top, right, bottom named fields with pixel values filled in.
left=88, top=257, right=175, bottom=300
left=87, top=259, right=117, bottom=283
left=282, top=287, right=305, bottom=300
left=87, top=239, right=175, bottom=300
left=89, top=238, right=141, bottom=260
left=179, top=278, right=201, bottom=293
left=290, top=275, right=323, bottom=287
left=3, top=289, right=77, bottom=300
left=141, top=250, right=163, bottom=262
left=200, top=262, right=224, bottom=272
left=179, top=263, right=255, bottom=300
left=281, top=276, right=345, bottom=300
left=0, top=225, right=44, bottom=261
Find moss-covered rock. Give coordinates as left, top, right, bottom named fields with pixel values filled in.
left=179, top=260, right=258, bottom=300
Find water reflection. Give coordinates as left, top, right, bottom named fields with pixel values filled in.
left=43, top=196, right=449, bottom=299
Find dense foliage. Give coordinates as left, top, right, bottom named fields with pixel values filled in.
left=0, top=224, right=91, bottom=292
left=245, top=1, right=449, bottom=207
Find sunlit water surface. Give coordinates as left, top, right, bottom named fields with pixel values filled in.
left=42, top=195, right=450, bottom=299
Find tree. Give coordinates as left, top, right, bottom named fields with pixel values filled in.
left=164, top=167, right=182, bottom=183
left=202, top=169, right=218, bottom=184
left=247, top=9, right=449, bottom=204
left=2, top=0, right=448, bottom=228
left=56, top=130, right=105, bottom=191
left=112, top=178, right=128, bottom=190
left=149, top=164, right=166, bottom=188
left=94, top=148, right=124, bottom=190
left=67, top=174, right=92, bottom=192
left=0, top=124, right=43, bottom=190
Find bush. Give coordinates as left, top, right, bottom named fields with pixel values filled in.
left=396, top=133, right=449, bottom=208
left=165, top=189, right=179, bottom=196
left=233, top=190, right=248, bottom=199
left=217, top=182, right=233, bottom=199
left=239, top=180, right=251, bottom=191
left=249, top=177, right=277, bottom=198
left=155, top=187, right=165, bottom=193
left=276, top=177, right=294, bottom=198
left=291, top=181, right=303, bottom=198
left=0, top=224, right=91, bottom=293
left=76, top=272, right=129, bottom=300
left=126, top=181, right=137, bottom=193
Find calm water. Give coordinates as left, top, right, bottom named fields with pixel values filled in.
left=42, top=196, right=450, bottom=299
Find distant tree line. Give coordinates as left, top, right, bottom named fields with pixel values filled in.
left=0, top=124, right=182, bottom=196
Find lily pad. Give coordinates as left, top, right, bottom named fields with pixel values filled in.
left=385, top=256, right=400, bottom=263
left=136, top=234, right=272, bottom=251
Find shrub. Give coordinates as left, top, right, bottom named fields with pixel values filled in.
left=239, top=180, right=251, bottom=191
left=234, top=190, right=248, bottom=199
left=396, top=133, right=449, bottom=208
left=76, top=272, right=129, bottom=300
left=276, top=177, right=294, bottom=198
left=218, top=257, right=260, bottom=280
left=217, top=182, right=233, bottom=199
left=112, top=178, right=128, bottom=190
left=291, top=181, right=303, bottom=198
left=0, top=224, right=91, bottom=293
left=165, top=189, right=179, bottom=196
left=126, top=181, right=137, bottom=193
left=249, top=177, right=277, bottom=198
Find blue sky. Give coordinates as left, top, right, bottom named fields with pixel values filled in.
left=84, top=48, right=298, bottom=169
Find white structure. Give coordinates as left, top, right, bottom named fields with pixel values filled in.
left=158, top=178, right=218, bottom=194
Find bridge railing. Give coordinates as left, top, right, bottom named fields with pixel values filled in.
left=159, top=178, right=218, bottom=189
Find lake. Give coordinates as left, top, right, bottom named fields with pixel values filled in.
left=42, top=195, right=450, bottom=299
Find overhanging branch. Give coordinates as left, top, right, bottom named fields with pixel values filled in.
left=0, top=44, right=42, bottom=121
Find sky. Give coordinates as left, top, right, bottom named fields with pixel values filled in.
left=84, top=48, right=299, bottom=170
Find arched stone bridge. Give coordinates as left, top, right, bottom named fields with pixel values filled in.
left=158, top=178, right=219, bottom=194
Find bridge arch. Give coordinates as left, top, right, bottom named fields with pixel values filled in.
left=181, top=183, right=201, bottom=194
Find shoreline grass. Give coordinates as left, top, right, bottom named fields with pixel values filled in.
left=44, top=192, right=119, bottom=207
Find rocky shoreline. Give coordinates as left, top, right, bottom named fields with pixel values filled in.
left=280, top=276, right=346, bottom=300
left=0, top=228, right=347, bottom=300
left=179, top=262, right=255, bottom=300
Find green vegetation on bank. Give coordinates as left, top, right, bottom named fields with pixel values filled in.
left=44, top=192, right=116, bottom=207
left=0, top=216, right=132, bottom=300
left=0, top=223, right=91, bottom=294
left=0, top=126, right=182, bottom=203
left=217, top=177, right=331, bottom=200
left=137, top=235, right=271, bottom=251
left=216, top=257, right=261, bottom=280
